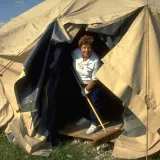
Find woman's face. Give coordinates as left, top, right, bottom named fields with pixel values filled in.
left=80, top=44, right=93, bottom=59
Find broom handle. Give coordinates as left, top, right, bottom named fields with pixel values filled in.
left=70, top=67, right=107, bottom=133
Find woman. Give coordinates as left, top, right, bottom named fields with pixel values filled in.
left=71, top=35, right=102, bottom=134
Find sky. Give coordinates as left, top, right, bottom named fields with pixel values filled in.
left=0, top=0, right=44, bottom=27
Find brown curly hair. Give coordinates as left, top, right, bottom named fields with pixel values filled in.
left=78, top=35, right=95, bottom=48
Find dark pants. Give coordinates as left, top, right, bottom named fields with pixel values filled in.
left=88, top=87, right=101, bottom=125
left=82, top=83, right=101, bottom=125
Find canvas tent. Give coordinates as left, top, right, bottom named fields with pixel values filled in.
left=1, top=0, right=160, bottom=159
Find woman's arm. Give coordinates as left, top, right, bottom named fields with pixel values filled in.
left=86, top=80, right=98, bottom=92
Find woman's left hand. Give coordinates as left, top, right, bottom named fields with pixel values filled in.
left=81, top=87, right=90, bottom=97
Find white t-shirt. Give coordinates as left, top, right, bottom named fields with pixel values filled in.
left=71, top=48, right=101, bottom=84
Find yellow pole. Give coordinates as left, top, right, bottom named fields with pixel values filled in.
left=70, top=67, right=107, bottom=133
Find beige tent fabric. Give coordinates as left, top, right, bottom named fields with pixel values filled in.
left=0, top=0, right=72, bottom=57
left=5, top=112, right=52, bottom=156
left=97, top=7, right=160, bottom=133
left=96, top=6, right=160, bottom=158
left=112, top=131, right=160, bottom=159
left=59, top=0, right=146, bottom=26
left=0, top=79, right=14, bottom=127
left=57, top=0, right=147, bottom=42
left=0, top=57, right=22, bottom=127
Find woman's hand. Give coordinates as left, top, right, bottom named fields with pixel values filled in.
left=81, top=87, right=90, bottom=97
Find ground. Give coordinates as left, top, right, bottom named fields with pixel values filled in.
left=0, top=133, right=160, bottom=160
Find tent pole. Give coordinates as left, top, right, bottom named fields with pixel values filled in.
left=70, top=66, right=107, bottom=133
left=145, top=5, right=150, bottom=160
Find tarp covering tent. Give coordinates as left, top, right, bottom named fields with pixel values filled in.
left=1, top=0, right=160, bottom=159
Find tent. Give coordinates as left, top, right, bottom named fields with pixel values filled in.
left=0, top=0, right=160, bottom=159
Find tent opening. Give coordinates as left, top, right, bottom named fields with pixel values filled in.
left=50, top=28, right=124, bottom=141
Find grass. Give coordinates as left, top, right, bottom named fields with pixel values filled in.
left=0, top=133, right=160, bottom=160
left=0, top=133, right=118, bottom=160
left=0, top=133, right=102, bottom=160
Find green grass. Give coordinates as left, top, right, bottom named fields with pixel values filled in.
left=0, top=133, right=160, bottom=160
left=0, top=134, right=97, bottom=160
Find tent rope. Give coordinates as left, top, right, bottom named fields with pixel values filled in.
left=0, top=36, right=40, bottom=77
left=145, top=5, right=150, bottom=160
left=0, top=61, right=14, bottom=77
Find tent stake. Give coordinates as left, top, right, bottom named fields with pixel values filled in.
left=70, top=66, right=107, bottom=133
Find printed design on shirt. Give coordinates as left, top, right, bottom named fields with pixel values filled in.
left=77, top=61, right=93, bottom=73
left=86, top=63, right=93, bottom=72
left=77, top=61, right=84, bottom=70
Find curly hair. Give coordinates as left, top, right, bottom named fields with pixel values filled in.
left=78, top=35, right=95, bottom=48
